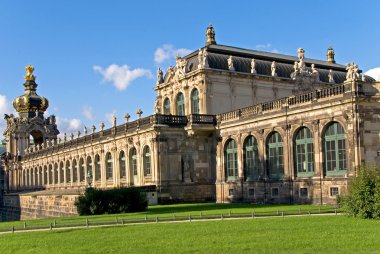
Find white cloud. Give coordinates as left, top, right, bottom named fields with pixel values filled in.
left=364, top=67, right=380, bottom=81
left=255, top=43, right=279, bottom=53
left=56, top=116, right=83, bottom=137
left=154, top=44, right=192, bottom=64
left=105, top=110, right=117, bottom=126
left=93, top=64, right=152, bottom=91
left=0, top=94, right=12, bottom=137
left=82, top=105, right=95, bottom=121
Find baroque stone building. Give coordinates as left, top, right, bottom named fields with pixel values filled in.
left=1, top=25, right=380, bottom=216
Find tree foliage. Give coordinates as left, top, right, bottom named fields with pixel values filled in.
left=338, top=165, right=380, bottom=219
left=75, top=187, right=148, bottom=215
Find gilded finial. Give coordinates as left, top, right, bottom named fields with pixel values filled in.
left=206, top=23, right=216, bottom=46
left=327, top=46, right=335, bottom=63
left=24, top=65, right=36, bottom=81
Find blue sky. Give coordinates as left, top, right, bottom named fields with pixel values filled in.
left=1, top=0, right=379, bottom=137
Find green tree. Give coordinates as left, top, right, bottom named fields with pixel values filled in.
left=338, top=165, right=380, bottom=219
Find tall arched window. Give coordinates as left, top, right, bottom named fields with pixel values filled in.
left=65, top=161, right=71, bottom=184
left=267, top=132, right=284, bottom=179
left=48, top=165, right=53, bottom=185
left=164, top=98, right=171, bottom=115
left=43, top=166, right=48, bottom=185
left=176, top=92, right=185, bottom=116
left=224, top=139, right=238, bottom=181
left=39, top=167, right=43, bottom=186
left=191, top=89, right=199, bottom=114
left=119, top=151, right=126, bottom=180
left=59, top=162, right=64, bottom=184
left=72, top=159, right=78, bottom=184
left=243, top=136, right=259, bottom=180
left=130, top=148, right=138, bottom=176
left=294, top=127, right=314, bottom=177
left=95, top=155, right=101, bottom=181
left=324, top=122, right=346, bottom=176
left=34, top=168, right=38, bottom=186
left=86, top=156, right=93, bottom=181
left=54, top=163, right=58, bottom=184
left=106, top=152, right=113, bottom=180
left=143, top=146, right=151, bottom=176
left=79, top=158, right=85, bottom=182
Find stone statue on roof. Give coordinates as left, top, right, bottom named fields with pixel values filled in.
left=228, top=56, right=235, bottom=71
left=328, top=69, right=335, bottom=83
left=251, top=59, right=257, bottom=74
left=271, top=61, right=277, bottom=77
left=346, top=63, right=354, bottom=81
left=198, top=49, right=209, bottom=69
left=311, top=64, right=320, bottom=82
left=156, top=67, right=164, bottom=84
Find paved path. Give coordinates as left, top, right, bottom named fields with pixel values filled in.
left=0, top=212, right=341, bottom=235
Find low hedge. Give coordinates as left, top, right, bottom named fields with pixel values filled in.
left=75, top=187, right=148, bottom=215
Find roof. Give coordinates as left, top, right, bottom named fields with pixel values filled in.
left=182, top=44, right=376, bottom=83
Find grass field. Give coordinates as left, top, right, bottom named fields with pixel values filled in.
left=1, top=216, right=379, bottom=254
left=0, top=203, right=335, bottom=231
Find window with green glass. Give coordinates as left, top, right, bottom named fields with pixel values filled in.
left=294, top=127, right=314, bottom=177
left=72, top=159, right=78, bottom=183
left=65, top=161, right=71, bottom=183
left=225, top=139, right=238, bottom=181
left=39, top=166, right=43, bottom=186
left=59, top=162, right=64, bottom=184
left=143, top=146, right=151, bottom=176
left=243, top=135, right=259, bottom=180
left=95, top=155, right=101, bottom=181
left=119, top=151, right=126, bottom=179
left=324, top=122, right=346, bottom=176
left=48, top=164, right=53, bottom=185
left=105, top=152, right=113, bottom=180
left=130, top=148, right=138, bottom=176
left=79, top=158, right=85, bottom=182
left=176, top=93, right=185, bottom=116
left=191, top=89, right=199, bottom=114
left=86, top=156, right=92, bottom=181
left=164, top=98, right=170, bottom=115
left=267, top=132, right=284, bottom=179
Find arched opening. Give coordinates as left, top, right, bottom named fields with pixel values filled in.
left=95, top=154, right=101, bottom=181
left=191, top=89, right=199, bottom=114
left=59, top=162, right=64, bottom=184
left=65, top=161, right=71, bottom=184
left=29, top=130, right=44, bottom=146
left=294, top=127, right=314, bottom=177
left=163, top=98, right=171, bottom=115
left=176, top=92, right=185, bottom=116
left=266, top=132, right=284, bottom=179
left=323, top=122, right=346, bottom=176
left=79, top=158, right=85, bottom=183
left=72, top=159, right=78, bottom=184
left=143, top=146, right=151, bottom=176
left=105, top=152, right=113, bottom=180
left=243, top=135, right=259, bottom=180
left=119, top=151, right=126, bottom=180
left=224, top=139, right=238, bottom=181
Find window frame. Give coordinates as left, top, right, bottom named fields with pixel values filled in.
left=294, top=127, right=315, bottom=177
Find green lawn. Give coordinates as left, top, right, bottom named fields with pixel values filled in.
left=0, top=203, right=335, bottom=231
left=1, top=216, right=379, bottom=254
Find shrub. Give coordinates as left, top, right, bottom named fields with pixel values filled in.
left=338, top=165, right=380, bottom=219
left=75, top=187, right=148, bottom=215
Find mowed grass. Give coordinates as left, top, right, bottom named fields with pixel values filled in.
left=1, top=216, right=379, bottom=254
left=0, top=203, right=334, bottom=230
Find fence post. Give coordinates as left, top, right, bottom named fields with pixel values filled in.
left=189, top=215, right=192, bottom=222
left=156, top=216, right=158, bottom=223
left=86, top=218, right=89, bottom=227
left=11, top=226, right=14, bottom=233
left=145, top=215, right=147, bottom=221
left=121, top=219, right=124, bottom=225
left=221, top=213, right=223, bottom=220
left=308, top=210, right=311, bottom=216
left=281, top=211, right=284, bottom=217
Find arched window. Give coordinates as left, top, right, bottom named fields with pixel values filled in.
left=224, top=139, right=238, bottom=181
left=119, top=151, right=126, bottom=180
left=163, top=98, right=171, bottom=115
left=65, top=161, right=71, bottom=184
left=106, top=152, right=113, bottom=180
left=267, top=132, right=284, bottom=179
left=143, top=146, right=151, bottom=176
left=191, top=89, right=199, bottom=114
left=294, top=127, right=314, bottom=177
left=39, top=167, right=43, bottom=186
left=43, top=166, right=48, bottom=185
left=243, top=136, right=259, bottom=180
left=34, top=168, right=38, bottom=186
left=324, top=122, right=346, bottom=176
left=95, top=155, right=101, bottom=181
left=87, top=156, right=93, bottom=181
left=79, top=158, right=85, bottom=182
left=72, top=159, right=78, bottom=183
left=130, top=148, right=138, bottom=176
left=48, top=164, right=53, bottom=185
left=176, top=92, right=185, bottom=116
left=59, top=162, right=64, bottom=184
left=54, top=163, right=58, bottom=184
